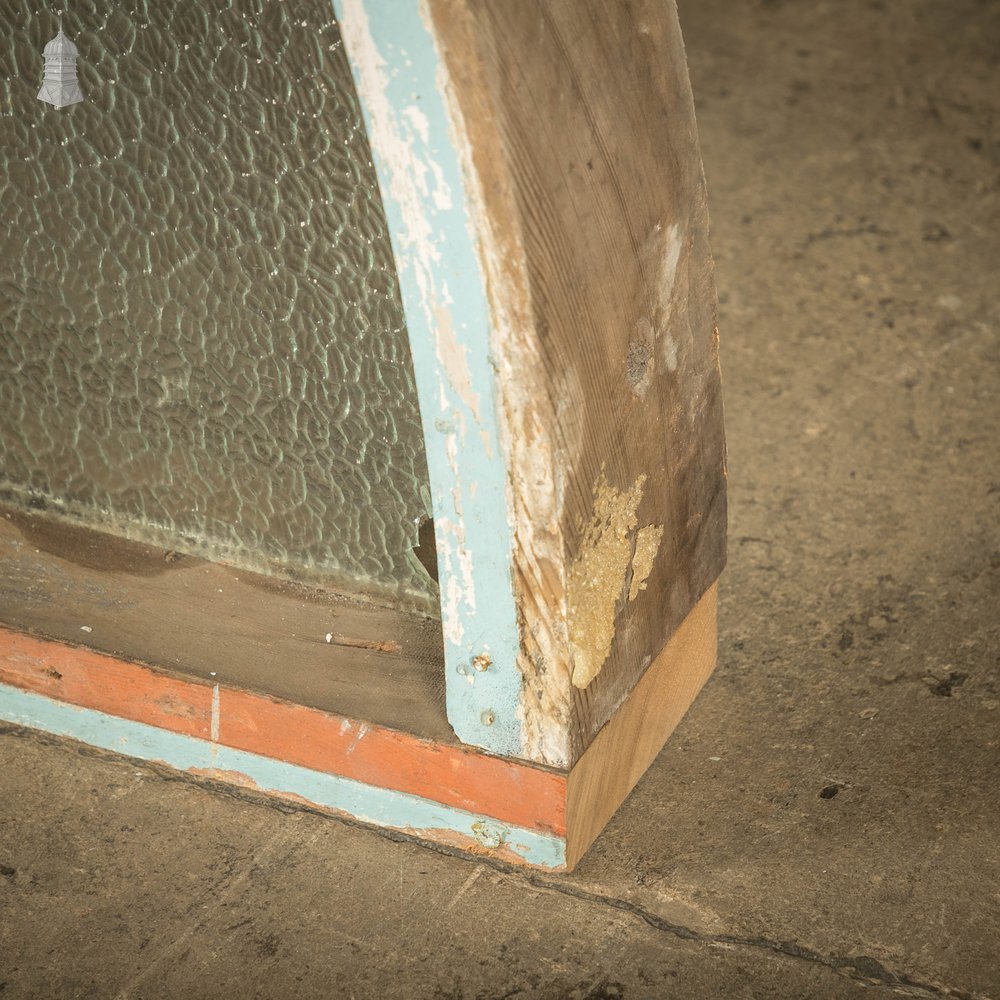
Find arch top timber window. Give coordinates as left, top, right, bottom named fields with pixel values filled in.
left=1, top=0, right=727, bottom=872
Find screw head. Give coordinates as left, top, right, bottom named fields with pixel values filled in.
left=472, top=652, right=492, bottom=673
left=480, top=710, right=495, bottom=726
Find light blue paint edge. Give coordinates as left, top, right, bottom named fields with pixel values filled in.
left=0, top=683, right=566, bottom=870
left=332, top=1, right=523, bottom=756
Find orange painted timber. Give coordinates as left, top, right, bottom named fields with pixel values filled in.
left=0, top=626, right=567, bottom=836
left=0, top=629, right=212, bottom=739
left=219, top=687, right=566, bottom=835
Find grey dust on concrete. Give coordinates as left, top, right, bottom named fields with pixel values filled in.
left=2, top=0, right=999, bottom=997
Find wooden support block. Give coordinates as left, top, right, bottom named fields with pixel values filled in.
left=566, top=584, right=718, bottom=869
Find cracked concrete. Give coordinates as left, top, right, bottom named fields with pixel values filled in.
left=1, top=0, right=999, bottom=996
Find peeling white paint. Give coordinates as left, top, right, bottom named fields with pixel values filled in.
left=341, top=0, right=467, bottom=424
left=658, top=222, right=691, bottom=375
left=402, top=104, right=430, bottom=144
left=660, top=222, right=682, bottom=307
left=210, top=683, right=220, bottom=743
left=428, top=158, right=452, bottom=211
left=436, top=514, right=476, bottom=645
left=346, top=722, right=370, bottom=755
left=432, top=54, right=574, bottom=766
left=433, top=303, right=481, bottom=422
left=340, top=1, right=440, bottom=280
left=336, top=0, right=527, bottom=758
left=663, top=335, right=679, bottom=373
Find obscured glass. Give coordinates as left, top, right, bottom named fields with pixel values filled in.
left=0, top=0, right=438, bottom=613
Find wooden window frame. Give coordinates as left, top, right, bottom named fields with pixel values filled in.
left=0, top=0, right=726, bottom=871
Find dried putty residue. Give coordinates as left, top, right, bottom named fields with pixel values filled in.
left=629, top=524, right=664, bottom=601
left=568, top=472, right=664, bottom=690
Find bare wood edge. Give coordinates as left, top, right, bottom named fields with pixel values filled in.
left=426, top=0, right=574, bottom=768
left=565, top=582, right=718, bottom=870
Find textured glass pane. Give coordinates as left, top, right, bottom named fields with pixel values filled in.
left=0, top=1, right=438, bottom=614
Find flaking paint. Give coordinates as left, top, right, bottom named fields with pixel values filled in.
left=567, top=474, right=665, bottom=690
left=0, top=683, right=567, bottom=869
left=333, top=0, right=524, bottom=756
left=422, top=2, right=576, bottom=767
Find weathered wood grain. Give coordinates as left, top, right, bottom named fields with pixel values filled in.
left=426, top=0, right=727, bottom=764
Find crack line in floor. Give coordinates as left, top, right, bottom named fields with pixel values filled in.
left=1, top=725, right=986, bottom=1000
left=523, top=875, right=976, bottom=1000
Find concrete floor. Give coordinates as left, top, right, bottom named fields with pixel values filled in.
left=2, top=0, right=999, bottom=996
